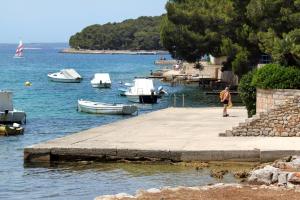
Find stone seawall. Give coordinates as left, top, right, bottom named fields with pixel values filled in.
left=256, top=89, right=300, bottom=113
left=221, top=93, right=300, bottom=137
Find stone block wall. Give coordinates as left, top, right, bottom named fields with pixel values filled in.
left=220, top=95, right=300, bottom=137
left=256, top=89, right=300, bottom=113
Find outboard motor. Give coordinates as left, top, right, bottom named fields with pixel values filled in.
left=150, top=89, right=155, bottom=96
left=158, top=86, right=168, bottom=96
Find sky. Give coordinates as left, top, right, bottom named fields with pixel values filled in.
left=1, top=0, right=167, bottom=43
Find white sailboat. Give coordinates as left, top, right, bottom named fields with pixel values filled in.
left=14, top=40, right=24, bottom=58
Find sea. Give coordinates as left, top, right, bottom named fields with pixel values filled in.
left=0, top=43, right=235, bottom=200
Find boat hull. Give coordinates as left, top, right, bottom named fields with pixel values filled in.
left=77, top=100, right=137, bottom=115
left=126, top=94, right=158, bottom=104
left=91, top=83, right=111, bottom=88
left=48, top=75, right=82, bottom=83
left=13, top=56, right=24, bottom=59
left=0, top=125, right=24, bottom=136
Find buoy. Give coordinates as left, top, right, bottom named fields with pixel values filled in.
left=24, top=81, right=32, bottom=86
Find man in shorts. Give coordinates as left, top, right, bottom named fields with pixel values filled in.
left=220, top=87, right=231, bottom=117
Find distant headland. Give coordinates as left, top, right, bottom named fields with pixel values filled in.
left=68, top=16, right=163, bottom=51
left=60, top=48, right=168, bottom=55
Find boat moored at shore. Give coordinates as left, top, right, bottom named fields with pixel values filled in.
left=125, top=79, right=159, bottom=104
left=48, top=69, right=82, bottom=83
left=0, top=123, right=24, bottom=136
left=0, top=91, right=26, bottom=124
left=91, top=73, right=111, bottom=88
left=77, top=100, right=138, bottom=115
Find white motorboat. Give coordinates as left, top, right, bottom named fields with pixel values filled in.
left=0, top=91, right=26, bottom=124
left=125, top=79, right=159, bottom=104
left=91, top=73, right=111, bottom=88
left=48, top=69, right=82, bottom=83
left=77, top=100, right=137, bottom=115
left=14, top=40, right=24, bottom=58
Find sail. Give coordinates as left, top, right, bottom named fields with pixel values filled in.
left=15, top=40, right=24, bottom=57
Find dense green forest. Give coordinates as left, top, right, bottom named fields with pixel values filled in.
left=161, top=0, right=300, bottom=77
left=69, top=16, right=163, bottom=50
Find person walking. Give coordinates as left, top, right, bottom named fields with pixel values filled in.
left=220, top=87, right=232, bottom=117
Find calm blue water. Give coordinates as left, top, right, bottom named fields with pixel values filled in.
left=0, top=43, right=229, bottom=200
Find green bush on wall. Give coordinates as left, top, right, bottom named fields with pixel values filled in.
left=238, top=70, right=256, bottom=117
left=252, top=64, right=300, bottom=89
left=239, top=63, right=300, bottom=117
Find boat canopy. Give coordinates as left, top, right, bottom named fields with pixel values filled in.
left=0, top=91, right=13, bottom=111
left=61, top=69, right=81, bottom=79
left=130, top=79, right=155, bottom=95
left=93, top=73, right=111, bottom=83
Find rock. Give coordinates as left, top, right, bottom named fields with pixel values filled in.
left=277, top=172, right=288, bottom=186
left=234, top=171, right=249, bottom=179
left=273, top=161, right=295, bottom=170
left=146, top=188, right=161, bottom=193
left=285, top=156, right=293, bottom=162
left=272, top=170, right=279, bottom=183
left=210, top=169, right=228, bottom=179
left=248, top=165, right=279, bottom=185
left=281, top=132, right=289, bottom=137
left=288, top=172, right=300, bottom=184
left=96, top=193, right=134, bottom=200
left=273, top=156, right=300, bottom=170
left=175, top=161, right=209, bottom=170
left=287, top=182, right=296, bottom=189
left=290, top=156, right=300, bottom=169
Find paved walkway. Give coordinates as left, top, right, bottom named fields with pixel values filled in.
left=24, top=107, right=300, bottom=163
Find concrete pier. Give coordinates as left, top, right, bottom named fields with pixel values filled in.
left=24, top=107, right=300, bottom=164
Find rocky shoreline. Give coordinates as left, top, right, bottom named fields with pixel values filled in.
left=60, top=48, right=168, bottom=55
left=95, top=183, right=300, bottom=200
left=95, top=156, right=300, bottom=199
left=248, top=155, right=300, bottom=188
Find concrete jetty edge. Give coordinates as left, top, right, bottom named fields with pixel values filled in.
left=23, top=107, right=300, bottom=165
left=25, top=148, right=300, bottom=164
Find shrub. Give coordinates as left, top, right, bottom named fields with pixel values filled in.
left=238, top=70, right=256, bottom=117
left=239, top=64, right=300, bottom=117
left=252, top=64, right=300, bottom=89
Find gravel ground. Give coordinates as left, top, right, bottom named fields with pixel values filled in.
left=96, top=184, right=300, bottom=200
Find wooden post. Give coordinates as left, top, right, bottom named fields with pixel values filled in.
left=173, top=94, right=176, bottom=107
left=182, top=94, right=185, bottom=107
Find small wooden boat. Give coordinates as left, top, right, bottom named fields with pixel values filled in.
left=48, top=69, right=82, bottom=83
left=154, top=59, right=177, bottom=65
left=0, top=124, right=24, bottom=136
left=77, top=100, right=138, bottom=115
